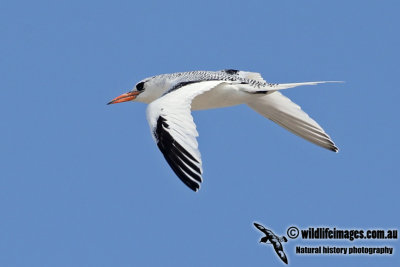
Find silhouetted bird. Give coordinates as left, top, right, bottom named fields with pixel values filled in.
left=254, top=222, right=288, bottom=264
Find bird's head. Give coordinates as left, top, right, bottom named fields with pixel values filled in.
left=107, top=80, right=148, bottom=105
left=259, top=236, right=269, bottom=243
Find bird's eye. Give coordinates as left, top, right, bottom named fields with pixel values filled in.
left=136, top=82, right=145, bottom=91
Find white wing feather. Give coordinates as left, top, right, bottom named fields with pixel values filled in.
left=146, top=80, right=226, bottom=191
left=247, top=91, right=338, bottom=152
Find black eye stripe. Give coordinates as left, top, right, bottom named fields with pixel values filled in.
left=136, top=82, right=145, bottom=91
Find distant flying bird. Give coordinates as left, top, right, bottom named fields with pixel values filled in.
left=108, top=69, right=339, bottom=191
left=254, top=222, right=288, bottom=264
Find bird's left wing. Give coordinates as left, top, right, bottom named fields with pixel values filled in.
left=254, top=222, right=269, bottom=234
left=146, top=81, right=226, bottom=192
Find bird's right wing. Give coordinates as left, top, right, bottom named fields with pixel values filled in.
left=146, top=80, right=226, bottom=192
left=247, top=92, right=338, bottom=152
left=274, top=246, right=289, bottom=264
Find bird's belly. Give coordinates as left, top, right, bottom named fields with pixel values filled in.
left=191, top=86, right=249, bottom=110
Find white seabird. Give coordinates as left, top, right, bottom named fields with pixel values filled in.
left=108, top=69, right=339, bottom=191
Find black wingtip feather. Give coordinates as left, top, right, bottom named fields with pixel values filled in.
left=154, top=116, right=202, bottom=192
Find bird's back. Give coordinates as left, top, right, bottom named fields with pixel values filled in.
left=156, top=70, right=268, bottom=93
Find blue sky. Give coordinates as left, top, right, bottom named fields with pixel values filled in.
left=1, top=0, right=399, bottom=266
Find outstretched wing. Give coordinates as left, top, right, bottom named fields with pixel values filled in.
left=247, top=91, right=338, bottom=152
left=254, top=222, right=270, bottom=235
left=146, top=81, right=226, bottom=192
left=273, top=244, right=289, bottom=264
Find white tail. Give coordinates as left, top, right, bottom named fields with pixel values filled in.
left=270, top=81, right=343, bottom=91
